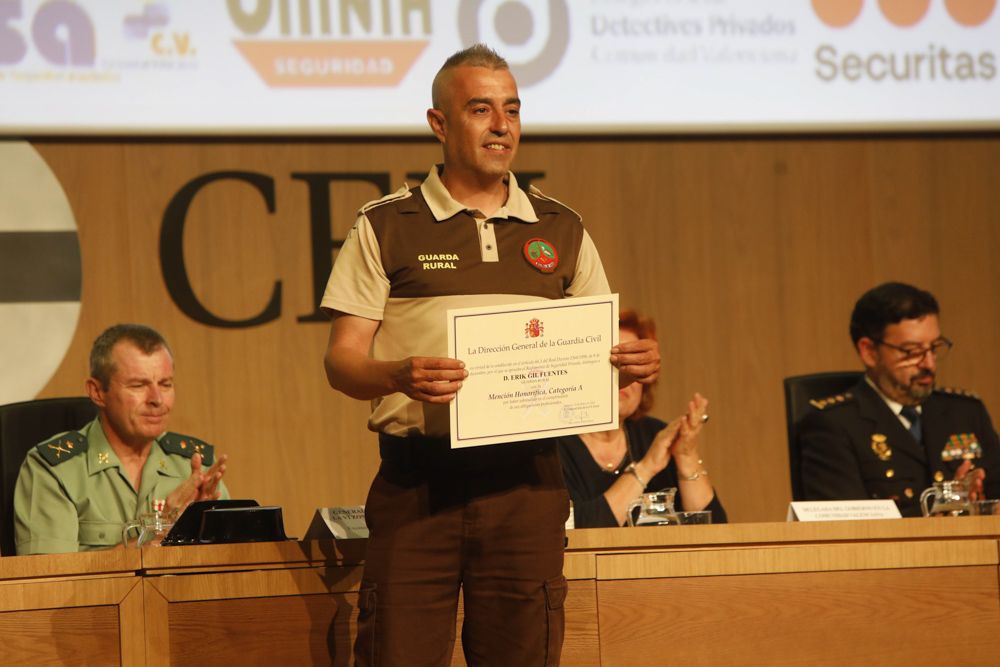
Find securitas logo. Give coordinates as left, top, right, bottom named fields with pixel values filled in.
left=458, top=0, right=569, bottom=86
left=228, top=0, right=431, bottom=87
left=812, top=0, right=997, bottom=82
left=813, top=0, right=995, bottom=27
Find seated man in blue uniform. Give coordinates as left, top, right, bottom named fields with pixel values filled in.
left=14, top=323, right=228, bottom=554
left=798, top=282, right=1000, bottom=516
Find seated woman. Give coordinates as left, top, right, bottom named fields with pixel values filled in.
left=557, top=308, right=727, bottom=528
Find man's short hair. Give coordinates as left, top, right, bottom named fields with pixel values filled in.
left=90, top=324, right=171, bottom=389
left=849, top=282, right=940, bottom=345
left=431, top=43, right=509, bottom=108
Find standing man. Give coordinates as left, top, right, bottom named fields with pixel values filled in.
left=798, top=282, right=1000, bottom=516
left=14, top=324, right=228, bottom=554
left=322, top=45, right=659, bottom=666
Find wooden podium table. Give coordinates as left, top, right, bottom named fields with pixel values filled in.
left=3, top=519, right=1000, bottom=666
left=140, top=539, right=363, bottom=666
left=0, top=548, right=142, bottom=665
left=563, top=518, right=1000, bottom=666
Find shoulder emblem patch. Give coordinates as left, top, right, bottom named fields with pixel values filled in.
left=809, top=392, right=854, bottom=411
left=36, top=431, right=87, bottom=466
left=160, top=432, right=215, bottom=465
left=937, top=386, right=981, bottom=401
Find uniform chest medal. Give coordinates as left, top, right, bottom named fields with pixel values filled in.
left=870, top=433, right=892, bottom=461
left=941, top=433, right=981, bottom=461
left=523, top=238, right=558, bottom=273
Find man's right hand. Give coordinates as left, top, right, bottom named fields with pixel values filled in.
left=954, top=459, right=986, bottom=500
left=326, top=313, right=470, bottom=402
left=165, top=452, right=228, bottom=515
left=390, top=357, right=467, bottom=403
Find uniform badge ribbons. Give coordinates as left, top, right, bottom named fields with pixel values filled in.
left=941, top=432, right=981, bottom=461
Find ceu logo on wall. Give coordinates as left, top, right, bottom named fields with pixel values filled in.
left=811, top=0, right=997, bottom=82
left=227, top=0, right=432, bottom=86
left=0, top=143, right=82, bottom=404
left=458, top=0, right=569, bottom=86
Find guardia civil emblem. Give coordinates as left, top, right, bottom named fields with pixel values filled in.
left=871, top=434, right=892, bottom=461
left=523, top=238, right=559, bottom=273
left=525, top=318, right=544, bottom=338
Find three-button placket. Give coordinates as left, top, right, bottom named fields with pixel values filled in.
left=476, top=215, right=499, bottom=262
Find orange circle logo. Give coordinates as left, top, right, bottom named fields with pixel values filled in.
left=944, top=0, right=996, bottom=25
left=813, top=0, right=995, bottom=27
left=878, top=0, right=931, bottom=26
left=812, top=0, right=864, bottom=27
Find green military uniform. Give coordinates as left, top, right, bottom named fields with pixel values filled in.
left=14, top=417, right=229, bottom=555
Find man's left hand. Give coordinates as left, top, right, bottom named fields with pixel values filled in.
left=611, top=338, right=660, bottom=386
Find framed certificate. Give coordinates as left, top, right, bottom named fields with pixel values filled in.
left=447, top=294, right=619, bottom=448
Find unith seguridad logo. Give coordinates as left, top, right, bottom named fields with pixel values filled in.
left=227, top=0, right=430, bottom=87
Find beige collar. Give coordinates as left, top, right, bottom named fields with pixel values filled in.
left=420, top=165, right=539, bottom=223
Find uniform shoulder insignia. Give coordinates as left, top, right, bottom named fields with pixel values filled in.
left=809, top=391, right=855, bottom=411
left=936, top=386, right=981, bottom=401
left=359, top=184, right=411, bottom=215
left=527, top=185, right=583, bottom=221
left=36, top=431, right=88, bottom=466
left=160, top=432, right=215, bottom=465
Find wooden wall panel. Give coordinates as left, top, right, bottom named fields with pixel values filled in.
left=24, top=135, right=1000, bottom=533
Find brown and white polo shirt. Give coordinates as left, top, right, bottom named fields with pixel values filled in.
left=321, top=166, right=610, bottom=437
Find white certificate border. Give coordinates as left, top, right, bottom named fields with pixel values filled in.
left=449, top=295, right=619, bottom=447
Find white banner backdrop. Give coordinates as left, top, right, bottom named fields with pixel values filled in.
left=0, top=0, right=997, bottom=134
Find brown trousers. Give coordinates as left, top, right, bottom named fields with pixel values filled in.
left=353, top=435, right=568, bottom=667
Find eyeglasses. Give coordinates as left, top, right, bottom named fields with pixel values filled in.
left=873, top=337, right=953, bottom=365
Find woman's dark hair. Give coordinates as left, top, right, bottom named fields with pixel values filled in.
left=620, top=308, right=657, bottom=419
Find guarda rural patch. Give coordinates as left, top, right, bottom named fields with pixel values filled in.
left=418, top=253, right=459, bottom=269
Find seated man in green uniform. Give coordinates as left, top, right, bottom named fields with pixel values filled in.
left=14, top=323, right=229, bottom=554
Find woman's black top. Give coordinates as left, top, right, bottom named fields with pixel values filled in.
left=556, top=416, right=728, bottom=528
